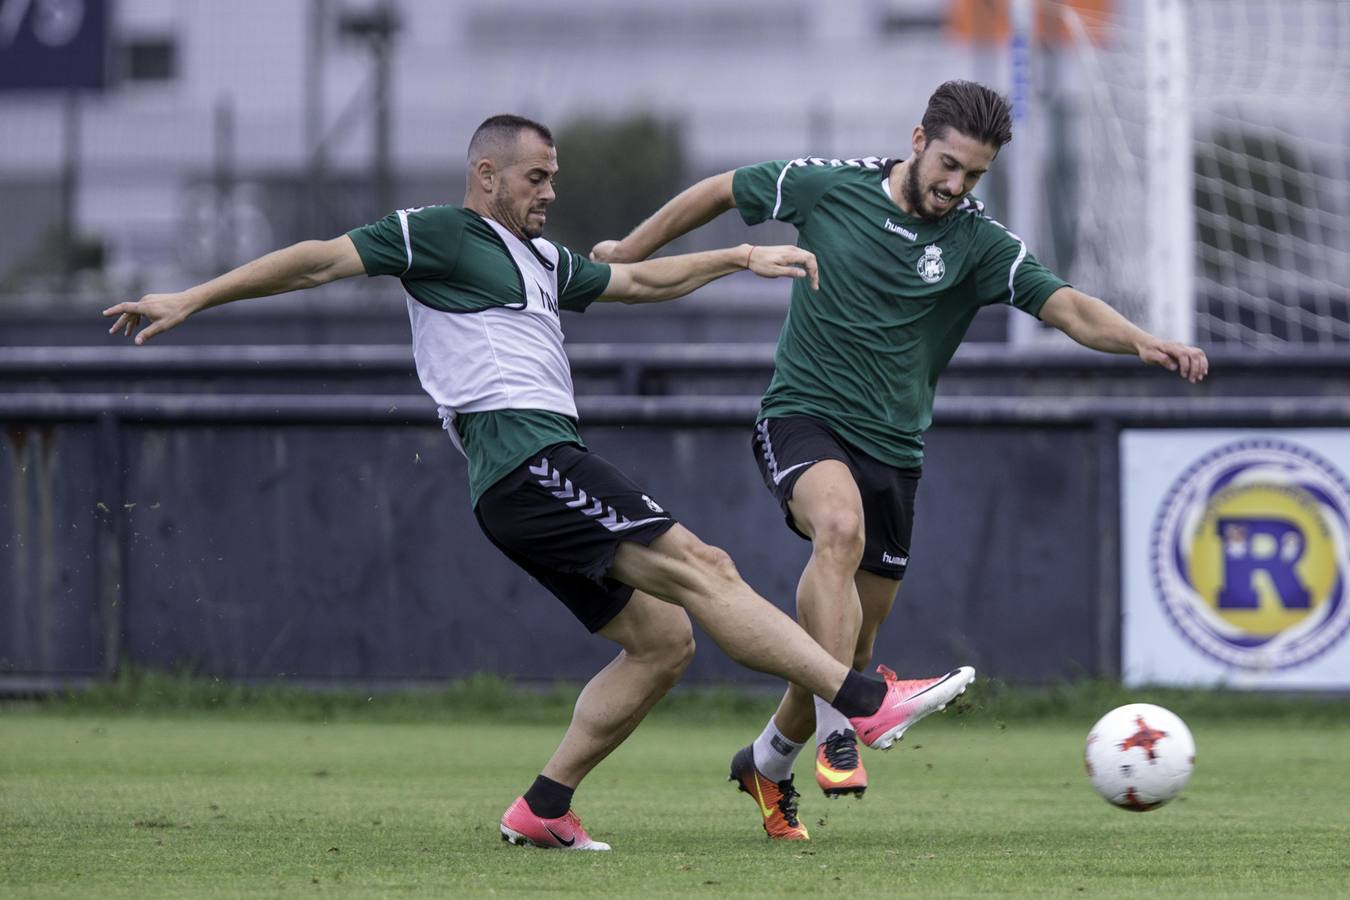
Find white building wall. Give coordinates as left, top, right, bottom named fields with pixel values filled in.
left=0, top=0, right=986, bottom=279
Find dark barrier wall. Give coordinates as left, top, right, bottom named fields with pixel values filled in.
left=2, top=412, right=1104, bottom=687
left=2, top=422, right=109, bottom=677
left=5, top=348, right=1350, bottom=690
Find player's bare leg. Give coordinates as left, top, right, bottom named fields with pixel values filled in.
left=611, top=522, right=851, bottom=841
left=813, top=570, right=901, bottom=798
left=773, top=461, right=868, bottom=740
left=746, top=461, right=866, bottom=801
left=852, top=570, right=901, bottom=673
left=608, top=523, right=974, bottom=839
left=609, top=525, right=854, bottom=698
left=502, top=590, right=694, bottom=851
left=541, top=590, right=696, bottom=787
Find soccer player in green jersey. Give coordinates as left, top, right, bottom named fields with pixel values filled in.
left=103, top=114, right=976, bottom=849
left=594, top=80, right=1208, bottom=838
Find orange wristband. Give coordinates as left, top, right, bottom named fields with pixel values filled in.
left=744, top=246, right=755, bottom=269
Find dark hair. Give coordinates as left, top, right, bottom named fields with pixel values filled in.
left=467, top=114, right=554, bottom=164
left=921, top=80, right=1013, bottom=149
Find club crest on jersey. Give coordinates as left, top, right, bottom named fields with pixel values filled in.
left=917, top=244, right=946, bottom=284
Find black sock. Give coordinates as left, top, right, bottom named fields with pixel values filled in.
left=830, top=669, right=888, bottom=718
left=523, top=774, right=574, bottom=819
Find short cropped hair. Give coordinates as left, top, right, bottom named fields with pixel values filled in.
left=921, top=80, right=1013, bottom=149
left=467, top=114, right=554, bottom=165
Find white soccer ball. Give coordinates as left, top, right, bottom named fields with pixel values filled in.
left=1084, top=703, right=1195, bottom=811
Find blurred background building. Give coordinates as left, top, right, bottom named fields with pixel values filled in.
left=2, top=0, right=1345, bottom=346
left=3, top=0, right=1003, bottom=333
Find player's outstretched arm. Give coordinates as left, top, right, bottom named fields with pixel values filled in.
left=591, top=171, right=736, bottom=264
left=1038, top=286, right=1209, bottom=383
left=103, top=236, right=366, bottom=344
left=598, top=244, right=818, bottom=305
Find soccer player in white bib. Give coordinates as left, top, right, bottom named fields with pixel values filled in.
left=594, top=82, right=1208, bottom=839
left=104, top=115, right=977, bottom=849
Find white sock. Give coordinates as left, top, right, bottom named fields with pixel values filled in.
left=814, top=696, right=853, bottom=746
left=751, top=718, right=806, bottom=782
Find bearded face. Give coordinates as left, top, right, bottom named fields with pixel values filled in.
left=900, top=129, right=998, bottom=222
left=483, top=131, right=558, bottom=240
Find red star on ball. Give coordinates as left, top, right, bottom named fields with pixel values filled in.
left=1119, top=715, right=1169, bottom=762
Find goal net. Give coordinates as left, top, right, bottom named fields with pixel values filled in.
left=1048, top=0, right=1350, bottom=348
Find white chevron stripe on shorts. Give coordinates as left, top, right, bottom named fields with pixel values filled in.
left=530, top=457, right=646, bottom=533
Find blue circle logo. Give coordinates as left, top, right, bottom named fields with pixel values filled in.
left=1150, top=438, right=1350, bottom=670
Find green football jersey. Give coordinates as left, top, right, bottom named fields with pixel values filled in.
left=733, top=157, right=1069, bottom=467
left=347, top=204, right=611, bottom=504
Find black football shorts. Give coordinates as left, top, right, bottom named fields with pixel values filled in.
left=751, top=416, right=920, bottom=580
left=474, top=442, right=677, bottom=632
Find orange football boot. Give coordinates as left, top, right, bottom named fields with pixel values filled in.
left=816, top=729, right=868, bottom=798
left=728, top=746, right=810, bottom=840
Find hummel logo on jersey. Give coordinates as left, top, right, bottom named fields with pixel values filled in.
left=883, top=218, right=917, bottom=241
left=534, top=279, right=559, bottom=315
left=882, top=550, right=908, bottom=567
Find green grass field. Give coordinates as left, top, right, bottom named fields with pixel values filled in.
left=2, top=682, right=1349, bottom=898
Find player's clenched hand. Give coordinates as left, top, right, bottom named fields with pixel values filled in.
left=103, top=292, right=195, bottom=345
left=590, top=240, right=622, bottom=263
left=746, top=245, right=819, bottom=291
left=1139, top=340, right=1209, bottom=384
